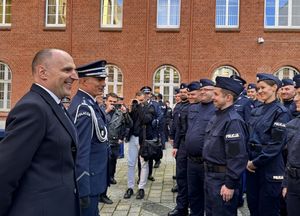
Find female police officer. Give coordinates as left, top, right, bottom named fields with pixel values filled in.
left=246, top=73, right=291, bottom=216
left=282, top=74, right=300, bottom=216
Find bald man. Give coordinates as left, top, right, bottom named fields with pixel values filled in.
left=0, top=49, right=80, bottom=216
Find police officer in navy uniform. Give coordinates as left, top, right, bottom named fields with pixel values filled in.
left=68, top=60, right=109, bottom=216
left=247, top=83, right=262, bottom=108
left=281, top=78, right=298, bottom=118
left=203, top=76, right=248, bottom=216
left=185, top=79, right=215, bottom=216
left=282, top=74, right=300, bottom=216
left=246, top=73, right=290, bottom=216
left=168, top=83, right=190, bottom=216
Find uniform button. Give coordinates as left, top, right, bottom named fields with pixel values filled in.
left=71, top=146, right=76, bottom=152
left=74, top=188, right=77, bottom=194
left=91, top=172, right=95, bottom=176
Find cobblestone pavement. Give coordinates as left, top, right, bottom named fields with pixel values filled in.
left=100, top=143, right=250, bottom=216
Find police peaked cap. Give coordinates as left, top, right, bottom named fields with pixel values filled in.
left=281, top=78, right=294, bottom=87
left=256, top=73, right=282, bottom=88
left=215, top=76, right=244, bottom=95
left=187, top=81, right=201, bottom=92
left=140, top=86, right=152, bottom=93
left=247, top=83, right=257, bottom=90
left=230, top=75, right=247, bottom=86
left=76, top=60, right=107, bottom=78
left=199, top=79, right=215, bottom=88
left=293, top=74, right=300, bottom=88
left=180, top=83, right=188, bottom=89
left=174, top=87, right=180, bottom=94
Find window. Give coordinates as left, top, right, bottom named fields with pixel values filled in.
left=274, top=66, right=299, bottom=79
left=0, top=62, right=11, bottom=111
left=265, top=0, right=300, bottom=29
left=101, top=0, right=123, bottom=28
left=212, top=66, right=239, bottom=81
left=157, top=0, right=181, bottom=28
left=0, top=0, right=11, bottom=26
left=153, top=65, right=180, bottom=106
left=216, top=0, right=239, bottom=28
left=46, top=0, right=67, bottom=27
left=104, top=65, right=123, bottom=96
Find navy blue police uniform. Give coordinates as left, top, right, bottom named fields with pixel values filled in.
left=169, top=83, right=190, bottom=216
left=203, top=77, right=248, bottom=216
left=247, top=83, right=262, bottom=108
left=282, top=75, right=300, bottom=216
left=281, top=78, right=299, bottom=118
left=185, top=80, right=215, bottom=216
left=0, top=84, right=80, bottom=216
left=246, top=73, right=290, bottom=216
left=68, top=60, right=109, bottom=216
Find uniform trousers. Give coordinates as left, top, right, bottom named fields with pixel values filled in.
left=204, top=172, right=239, bottom=216
left=187, top=158, right=204, bottom=216
left=246, top=170, right=281, bottom=216
left=109, top=144, right=120, bottom=179
left=175, top=146, right=188, bottom=211
left=127, top=135, right=149, bottom=189
left=81, top=195, right=99, bottom=216
left=287, top=175, right=300, bottom=216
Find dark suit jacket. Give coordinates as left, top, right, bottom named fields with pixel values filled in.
left=0, top=84, right=80, bottom=216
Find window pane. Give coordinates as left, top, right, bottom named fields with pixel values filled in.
left=278, top=0, right=289, bottom=26
left=170, top=0, right=179, bottom=26
left=164, top=68, right=170, bottom=83
left=164, top=86, right=169, bottom=95
left=174, top=71, right=179, bottom=83
left=117, top=72, right=122, bottom=82
left=47, top=15, right=56, bottom=24
left=292, top=0, right=300, bottom=25
left=155, top=71, right=160, bottom=83
left=228, top=0, right=238, bottom=26
left=158, top=0, right=168, bottom=25
left=216, top=0, right=226, bottom=26
left=117, top=84, right=122, bottom=95
left=108, top=71, right=114, bottom=82
left=102, top=0, right=112, bottom=25
left=48, top=0, right=56, bottom=5
left=108, top=85, right=113, bottom=93
left=265, top=0, right=276, bottom=26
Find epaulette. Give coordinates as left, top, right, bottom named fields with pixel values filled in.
left=275, top=102, right=288, bottom=113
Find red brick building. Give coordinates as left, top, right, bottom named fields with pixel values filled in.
left=1, top=0, right=300, bottom=121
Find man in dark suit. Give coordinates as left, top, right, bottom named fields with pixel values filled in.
left=0, top=48, right=80, bottom=216
left=68, top=60, right=109, bottom=216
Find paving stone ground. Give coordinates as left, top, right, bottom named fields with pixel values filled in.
left=99, top=143, right=250, bottom=216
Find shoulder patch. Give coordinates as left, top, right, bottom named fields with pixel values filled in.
left=225, top=133, right=240, bottom=139
left=273, top=122, right=286, bottom=128
left=78, top=111, right=91, bottom=118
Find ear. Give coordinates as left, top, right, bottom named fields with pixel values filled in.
left=36, top=65, right=48, bottom=80
left=226, top=93, right=233, bottom=102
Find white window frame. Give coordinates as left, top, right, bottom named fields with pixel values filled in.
left=157, top=0, right=181, bottom=29
left=45, top=0, right=67, bottom=27
left=264, top=0, right=300, bottom=29
left=0, top=0, right=11, bottom=27
left=101, top=0, right=123, bottom=28
left=104, top=65, right=123, bottom=97
left=0, top=62, right=11, bottom=111
left=153, top=65, right=181, bottom=107
left=274, top=66, right=299, bottom=79
left=211, top=65, right=240, bottom=81
left=215, top=0, right=240, bottom=28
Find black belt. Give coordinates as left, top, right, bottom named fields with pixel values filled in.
left=204, top=162, right=226, bottom=173
left=287, top=165, right=300, bottom=179
left=188, top=155, right=204, bottom=164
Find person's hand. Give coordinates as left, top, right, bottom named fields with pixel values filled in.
left=246, top=160, right=256, bottom=173
left=105, top=104, right=115, bottom=113
left=172, top=148, right=178, bottom=157
left=80, top=196, right=90, bottom=208
left=220, top=185, right=234, bottom=202
left=282, top=187, right=287, bottom=198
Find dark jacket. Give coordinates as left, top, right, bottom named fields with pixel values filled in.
left=0, top=84, right=80, bottom=216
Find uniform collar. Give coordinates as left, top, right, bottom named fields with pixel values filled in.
left=78, top=89, right=96, bottom=103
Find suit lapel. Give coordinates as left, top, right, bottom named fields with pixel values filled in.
left=31, top=84, right=78, bottom=146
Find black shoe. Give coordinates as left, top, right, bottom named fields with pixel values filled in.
left=148, top=176, right=155, bottom=181
left=99, top=194, right=113, bottom=204
left=168, top=208, right=188, bottom=216
left=172, top=175, right=176, bottom=180
left=154, top=160, right=161, bottom=168
left=110, top=177, right=117, bottom=184
left=171, top=184, right=178, bottom=193
left=123, top=188, right=134, bottom=199
left=136, top=189, right=145, bottom=199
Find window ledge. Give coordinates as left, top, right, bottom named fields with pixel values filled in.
left=100, top=27, right=122, bottom=32
left=264, top=28, right=300, bottom=33
left=43, top=26, right=66, bottom=31
left=156, top=28, right=180, bottom=32
left=0, top=25, right=11, bottom=31
left=215, top=28, right=240, bottom=32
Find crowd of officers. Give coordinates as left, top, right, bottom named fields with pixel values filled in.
left=168, top=74, right=300, bottom=216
